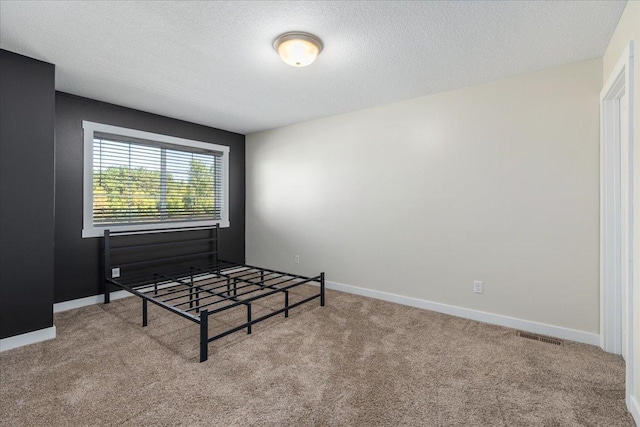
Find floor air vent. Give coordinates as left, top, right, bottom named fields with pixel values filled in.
left=516, top=331, right=563, bottom=346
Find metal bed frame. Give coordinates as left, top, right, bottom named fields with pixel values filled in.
left=103, top=225, right=325, bottom=362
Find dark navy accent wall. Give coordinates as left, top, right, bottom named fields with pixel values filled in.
left=54, top=93, right=246, bottom=303
left=0, top=50, right=55, bottom=339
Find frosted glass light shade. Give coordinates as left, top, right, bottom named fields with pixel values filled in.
left=274, top=32, right=323, bottom=67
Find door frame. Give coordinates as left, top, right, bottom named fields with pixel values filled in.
left=600, top=40, right=634, bottom=409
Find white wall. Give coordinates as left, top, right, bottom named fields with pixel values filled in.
left=602, top=1, right=640, bottom=422
left=246, top=58, right=602, bottom=336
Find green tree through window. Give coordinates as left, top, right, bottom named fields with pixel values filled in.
left=93, top=138, right=221, bottom=226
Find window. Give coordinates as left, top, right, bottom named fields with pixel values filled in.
left=82, top=121, right=229, bottom=237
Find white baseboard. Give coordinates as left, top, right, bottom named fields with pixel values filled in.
left=54, top=291, right=128, bottom=312
left=53, top=277, right=600, bottom=346
left=0, top=326, right=56, bottom=352
left=54, top=282, right=179, bottom=313
left=629, top=394, right=640, bottom=427
left=325, top=280, right=600, bottom=346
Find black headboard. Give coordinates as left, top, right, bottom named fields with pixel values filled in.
left=103, top=224, right=228, bottom=301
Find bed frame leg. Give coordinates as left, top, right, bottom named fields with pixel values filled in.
left=320, top=272, right=325, bottom=307
left=200, top=309, right=209, bottom=362
left=284, top=290, right=289, bottom=318
left=142, top=299, right=148, bottom=327
left=104, top=280, right=110, bottom=304
left=247, top=304, right=252, bottom=335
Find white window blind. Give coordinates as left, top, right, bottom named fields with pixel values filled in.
left=82, top=122, right=230, bottom=237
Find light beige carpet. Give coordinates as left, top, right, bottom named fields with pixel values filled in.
left=0, top=286, right=634, bottom=426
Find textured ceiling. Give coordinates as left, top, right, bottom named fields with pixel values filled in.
left=0, top=1, right=626, bottom=134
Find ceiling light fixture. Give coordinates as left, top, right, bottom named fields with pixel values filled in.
left=273, top=31, right=323, bottom=67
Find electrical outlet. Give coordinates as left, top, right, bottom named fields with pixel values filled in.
left=112, top=267, right=121, bottom=278
left=473, top=280, right=483, bottom=294
left=294, top=255, right=300, bottom=264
